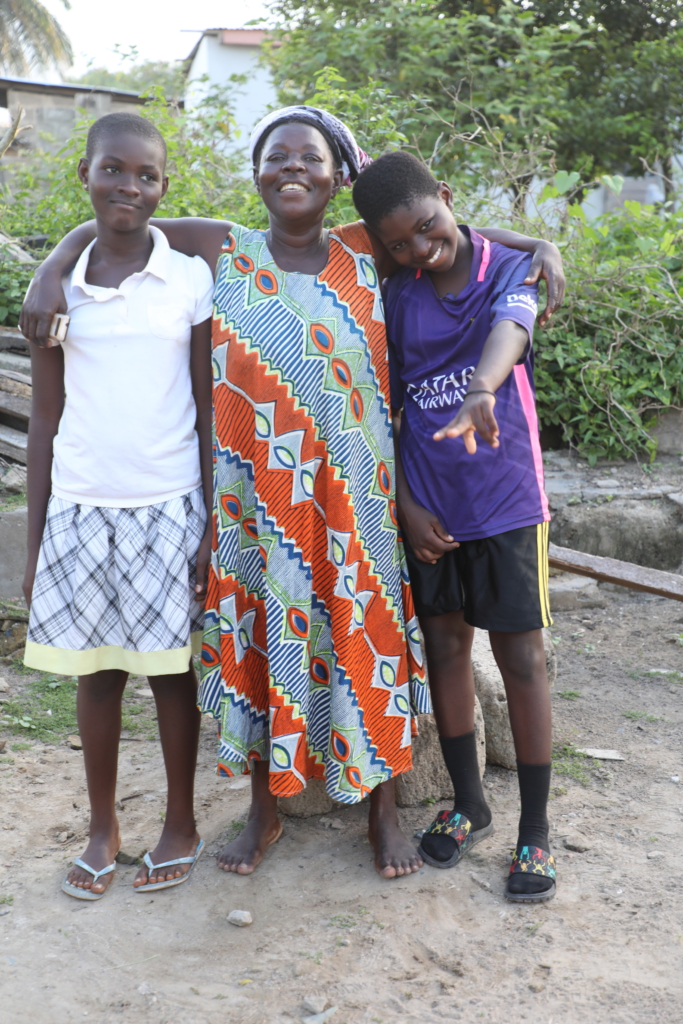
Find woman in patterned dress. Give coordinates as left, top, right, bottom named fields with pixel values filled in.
left=22, top=107, right=564, bottom=878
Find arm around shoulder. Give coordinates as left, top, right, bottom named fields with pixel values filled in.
left=20, top=221, right=97, bottom=347
left=151, top=218, right=233, bottom=276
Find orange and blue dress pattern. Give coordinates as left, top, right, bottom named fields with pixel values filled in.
left=198, top=222, right=429, bottom=802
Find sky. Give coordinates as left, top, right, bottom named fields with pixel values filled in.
left=40, top=0, right=271, bottom=77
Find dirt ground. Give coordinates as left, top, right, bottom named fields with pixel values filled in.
left=1, top=588, right=682, bottom=1024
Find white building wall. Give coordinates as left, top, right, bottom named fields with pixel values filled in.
left=185, top=32, right=277, bottom=152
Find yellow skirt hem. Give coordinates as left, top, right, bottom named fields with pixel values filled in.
left=23, top=632, right=203, bottom=676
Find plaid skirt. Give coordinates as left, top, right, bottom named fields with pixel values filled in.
left=24, top=489, right=206, bottom=676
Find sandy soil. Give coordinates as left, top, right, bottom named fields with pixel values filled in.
left=1, top=589, right=682, bottom=1024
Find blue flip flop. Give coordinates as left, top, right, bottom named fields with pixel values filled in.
left=135, top=839, right=205, bottom=892
left=61, top=857, right=117, bottom=900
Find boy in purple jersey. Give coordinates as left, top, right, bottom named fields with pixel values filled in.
left=353, top=151, right=556, bottom=902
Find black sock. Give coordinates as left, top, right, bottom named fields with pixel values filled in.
left=420, top=731, right=491, bottom=863
left=507, top=760, right=553, bottom=895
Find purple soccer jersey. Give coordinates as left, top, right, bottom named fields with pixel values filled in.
left=384, top=227, right=550, bottom=541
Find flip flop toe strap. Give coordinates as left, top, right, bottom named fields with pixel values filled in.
left=143, top=839, right=204, bottom=871
left=509, top=846, right=556, bottom=879
left=73, top=857, right=116, bottom=883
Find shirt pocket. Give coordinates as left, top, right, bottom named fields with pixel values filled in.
left=147, top=303, right=190, bottom=341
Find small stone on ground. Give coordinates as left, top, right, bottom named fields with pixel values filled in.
left=227, top=909, right=253, bottom=927
left=564, top=835, right=591, bottom=853
left=302, top=995, right=327, bottom=1014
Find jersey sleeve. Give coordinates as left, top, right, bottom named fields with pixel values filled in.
left=190, top=255, right=216, bottom=325
left=489, top=252, right=539, bottom=343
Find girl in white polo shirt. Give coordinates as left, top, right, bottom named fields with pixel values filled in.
left=23, top=113, right=214, bottom=900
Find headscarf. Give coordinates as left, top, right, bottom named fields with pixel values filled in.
left=249, top=105, right=372, bottom=186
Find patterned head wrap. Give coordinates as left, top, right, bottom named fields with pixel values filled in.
left=250, top=105, right=372, bottom=186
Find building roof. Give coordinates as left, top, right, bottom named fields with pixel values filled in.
left=184, top=27, right=272, bottom=65
left=0, top=75, right=145, bottom=104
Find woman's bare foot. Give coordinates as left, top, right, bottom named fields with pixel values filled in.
left=368, top=778, right=423, bottom=879
left=66, top=826, right=120, bottom=895
left=133, top=827, right=202, bottom=887
left=218, top=812, right=282, bottom=874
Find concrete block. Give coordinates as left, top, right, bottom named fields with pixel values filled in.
left=651, top=409, right=683, bottom=456
left=394, top=702, right=486, bottom=808
left=0, top=506, right=27, bottom=598
left=551, top=500, right=683, bottom=572
left=279, top=777, right=337, bottom=818
left=549, top=572, right=606, bottom=611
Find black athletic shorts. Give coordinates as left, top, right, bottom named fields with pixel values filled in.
left=403, top=521, right=553, bottom=632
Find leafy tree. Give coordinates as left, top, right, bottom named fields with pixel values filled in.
left=67, top=46, right=186, bottom=101
left=0, top=0, right=72, bottom=77
left=265, top=0, right=683, bottom=190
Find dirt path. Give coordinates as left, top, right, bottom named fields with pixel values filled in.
left=1, top=588, right=682, bottom=1024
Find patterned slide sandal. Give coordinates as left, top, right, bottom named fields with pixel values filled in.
left=61, top=857, right=117, bottom=901
left=135, top=839, right=205, bottom=893
left=418, top=810, right=494, bottom=869
left=504, top=846, right=557, bottom=903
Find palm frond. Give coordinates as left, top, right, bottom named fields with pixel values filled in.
left=0, top=0, right=73, bottom=77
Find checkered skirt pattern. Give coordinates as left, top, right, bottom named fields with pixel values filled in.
left=25, top=488, right=206, bottom=676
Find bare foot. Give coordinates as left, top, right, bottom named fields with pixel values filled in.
left=66, top=827, right=120, bottom=895
left=368, top=778, right=423, bottom=879
left=133, top=828, right=202, bottom=888
left=217, top=813, right=283, bottom=875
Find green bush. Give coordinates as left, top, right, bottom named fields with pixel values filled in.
left=533, top=196, right=683, bottom=463
left=0, top=74, right=681, bottom=463
left=0, top=258, right=38, bottom=328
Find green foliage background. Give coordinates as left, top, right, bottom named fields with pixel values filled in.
left=2, top=0, right=683, bottom=465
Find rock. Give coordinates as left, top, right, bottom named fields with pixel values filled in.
left=0, top=619, right=27, bottom=658
left=67, top=735, right=82, bottom=750
left=471, top=632, right=515, bottom=770
left=279, top=777, right=336, bottom=818
left=548, top=573, right=606, bottom=612
left=528, top=981, right=545, bottom=993
left=136, top=687, right=154, bottom=699
left=302, top=1009, right=338, bottom=1024
left=469, top=871, right=492, bottom=891
left=0, top=507, right=28, bottom=600
left=0, top=739, right=6, bottom=753
left=0, top=677, right=8, bottom=692
left=651, top=408, right=683, bottom=456
left=330, top=818, right=344, bottom=829
left=302, top=995, right=327, bottom=1015
left=227, top=909, right=253, bottom=927
left=564, top=835, right=591, bottom=853
left=2, top=466, right=27, bottom=494
left=116, top=849, right=143, bottom=865
left=647, top=851, right=664, bottom=860
left=395, top=702, right=485, bottom=807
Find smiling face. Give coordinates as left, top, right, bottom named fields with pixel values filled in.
left=78, top=132, right=168, bottom=232
left=374, top=183, right=460, bottom=273
left=253, top=122, right=344, bottom=225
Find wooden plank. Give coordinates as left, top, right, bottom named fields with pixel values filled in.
left=0, top=368, right=31, bottom=391
left=0, top=327, right=29, bottom=353
left=549, top=542, right=683, bottom=603
left=0, top=391, right=30, bottom=423
left=0, top=423, right=27, bottom=463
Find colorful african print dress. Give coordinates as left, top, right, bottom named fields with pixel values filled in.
left=198, top=222, right=429, bottom=803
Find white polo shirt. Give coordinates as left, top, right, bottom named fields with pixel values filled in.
left=52, top=226, right=214, bottom=507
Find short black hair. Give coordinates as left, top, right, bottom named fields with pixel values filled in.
left=252, top=117, right=343, bottom=171
left=352, top=151, right=440, bottom=229
left=85, top=112, right=167, bottom=166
